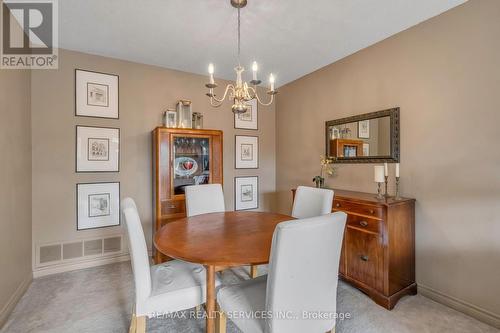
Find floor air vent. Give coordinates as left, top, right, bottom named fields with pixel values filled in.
left=37, top=235, right=124, bottom=268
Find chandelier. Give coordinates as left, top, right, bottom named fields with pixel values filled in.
left=205, top=0, right=277, bottom=114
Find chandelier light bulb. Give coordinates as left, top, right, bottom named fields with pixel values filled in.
left=252, top=61, right=258, bottom=81
left=208, top=63, right=215, bottom=84
left=269, top=73, right=275, bottom=91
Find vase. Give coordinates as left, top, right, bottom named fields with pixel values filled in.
left=314, top=177, right=325, bottom=188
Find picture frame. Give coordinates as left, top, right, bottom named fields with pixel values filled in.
left=363, top=143, right=370, bottom=156
left=76, top=182, right=120, bottom=230
left=234, top=98, right=258, bottom=130
left=234, top=176, right=258, bottom=211
left=75, top=69, right=119, bottom=119
left=166, top=110, right=177, bottom=128
left=76, top=126, right=120, bottom=172
left=235, top=135, right=258, bottom=169
left=358, top=120, right=370, bottom=139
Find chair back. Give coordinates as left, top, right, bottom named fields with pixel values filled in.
left=291, top=186, right=334, bottom=219
left=265, top=212, right=347, bottom=333
left=122, top=198, right=152, bottom=304
left=185, top=184, right=225, bottom=217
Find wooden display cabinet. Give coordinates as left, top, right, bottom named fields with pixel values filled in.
left=329, top=138, right=364, bottom=158
left=152, top=127, right=223, bottom=264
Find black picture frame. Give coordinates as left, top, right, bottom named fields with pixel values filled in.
left=234, top=135, right=259, bottom=169
left=76, top=182, right=121, bottom=231
left=234, top=176, right=259, bottom=211
left=75, top=125, right=120, bottom=173
left=75, top=68, right=120, bottom=119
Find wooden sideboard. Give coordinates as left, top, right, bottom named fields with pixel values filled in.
left=292, top=188, right=416, bottom=309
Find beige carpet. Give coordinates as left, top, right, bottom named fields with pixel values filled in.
left=1, top=262, right=497, bottom=333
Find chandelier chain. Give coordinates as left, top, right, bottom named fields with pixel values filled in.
left=237, top=7, right=241, bottom=66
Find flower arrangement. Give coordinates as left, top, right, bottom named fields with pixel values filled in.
left=313, top=155, right=336, bottom=188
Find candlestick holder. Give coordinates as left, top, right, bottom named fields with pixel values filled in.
left=395, top=176, right=402, bottom=200
left=384, top=176, right=389, bottom=197
left=376, top=182, right=384, bottom=200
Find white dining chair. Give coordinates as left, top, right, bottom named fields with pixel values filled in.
left=185, top=183, right=225, bottom=217
left=122, top=198, right=221, bottom=333
left=216, top=212, right=347, bottom=333
left=184, top=184, right=259, bottom=278
left=291, top=186, right=334, bottom=219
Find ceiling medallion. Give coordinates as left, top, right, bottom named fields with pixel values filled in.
left=205, top=0, right=277, bottom=114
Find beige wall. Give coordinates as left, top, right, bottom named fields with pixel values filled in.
left=276, top=0, right=500, bottom=324
left=31, top=49, right=276, bottom=267
left=0, top=69, right=32, bottom=326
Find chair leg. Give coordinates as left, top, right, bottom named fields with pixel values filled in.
left=327, top=327, right=336, bottom=333
left=215, top=303, right=226, bottom=333
left=250, top=265, right=258, bottom=278
left=129, top=313, right=137, bottom=333
left=129, top=303, right=137, bottom=333
left=195, top=304, right=201, bottom=313
left=136, top=316, right=146, bottom=333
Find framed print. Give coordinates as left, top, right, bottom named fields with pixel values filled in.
left=77, top=182, right=120, bottom=230
left=234, top=176, right=258, bottom=210
left=358, top=120, right=370, bottom=139
left=363, top=143, right=370, bottom=156
left=76, top=126, right=120, bottom=172
left=234, top=99, right=258, bottom=130
left=235, top=135, right=258, bottom=169
left=76, top=69, right=119, bottom=119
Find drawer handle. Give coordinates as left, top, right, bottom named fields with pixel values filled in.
left=360, top=255, right=369, bottom=262
left=359, top=221, right=368, bottom=227
left=168, top=204, right=177, bottom=209
left=369, top=209, right=375, bottom=214
left=335, top=203, right=341, bottom=208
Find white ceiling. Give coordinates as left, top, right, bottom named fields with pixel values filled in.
left=59, top=0, right=467, bottom=87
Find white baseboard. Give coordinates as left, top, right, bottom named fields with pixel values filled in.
left=0, top=274, right=32, bottom=329
left=418, top=284, right=500, bottom=329
left=33, top=253, right=131, bottom=278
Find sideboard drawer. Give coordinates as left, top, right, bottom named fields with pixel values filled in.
left=347, top=215, right=381, bottom=234
left=161, top=199, right=186, bottom=216
left=333, top=199, right=383, bottom=219
left=345, top=227, right=384, bottom=292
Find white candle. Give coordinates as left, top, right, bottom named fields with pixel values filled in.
left=208, top=63, right=215, bottom=84
left=252, top=61, right=258, bottom=81
left=269, top=73, right=275, bottom=91
left=395, top=163, right=400, bottom=178
left=374, top=166, right=385, bottom=183
left=384, top=163, right=388, bottom=177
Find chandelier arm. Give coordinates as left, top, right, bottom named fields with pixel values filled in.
left=210, top=84, right=235, bottom=104
left=254, top=91, right=275, bottom=106
left=246, top=86, right=257, bottom=99
left=209, top=96, right=224, bottom=107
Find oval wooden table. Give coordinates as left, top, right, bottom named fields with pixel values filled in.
left=154, top=211, right=294, bottom=333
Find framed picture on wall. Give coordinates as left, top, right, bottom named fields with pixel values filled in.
left=234, top=99, right=258, bottom=130
left=235, top=135, right=258, bottom=169
left=234, top=176, right=258, bottom=211
left=358, top=120, right=370, bottom=139
left=77, top=182, right=120, bottom=230
left=75, top=69, right=119, bottom=119
left=363, top=143, right=370, bottom=156
left=76, top=126, right=120, bottom=172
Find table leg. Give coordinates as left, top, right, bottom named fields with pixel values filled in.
left=206, top=265, right=216, bottom=333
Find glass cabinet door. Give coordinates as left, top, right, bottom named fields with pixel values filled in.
left=172, top=136, right=210, bottom=195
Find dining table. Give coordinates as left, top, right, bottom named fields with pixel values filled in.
left=154, top=211, right=295, bottom=333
